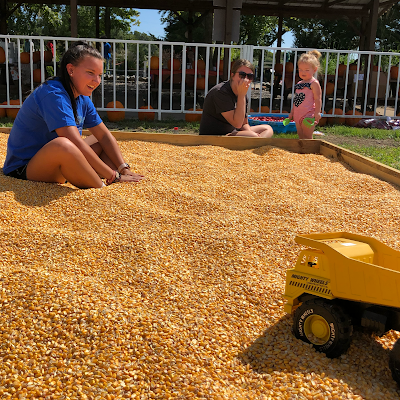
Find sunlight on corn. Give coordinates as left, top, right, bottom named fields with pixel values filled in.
left=0, top=132, right=400, bottom=399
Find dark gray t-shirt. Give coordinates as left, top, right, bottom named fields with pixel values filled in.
left=199, top=81, right=247, bottom=135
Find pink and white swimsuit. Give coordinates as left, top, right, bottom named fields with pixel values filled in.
left=292, top=77, right=317, bottom=124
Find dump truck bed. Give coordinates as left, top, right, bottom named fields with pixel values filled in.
left=294, top=232, right=400, bottom=308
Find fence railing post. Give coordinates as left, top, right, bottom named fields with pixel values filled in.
left=2, top=35, right=400, bottom=121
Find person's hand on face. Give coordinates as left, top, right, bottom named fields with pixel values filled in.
left=233, top=68, right=254, bottom=97
left=237, top=76, right=251, bottom=97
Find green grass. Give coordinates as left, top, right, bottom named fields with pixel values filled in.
left=334, top=144, right=400, bottom=171
left=1, top=118, right=399, bottom=139
left=0, top=118, right=201, bottom=133
left=104, top=119, right=201, bottom=134
left=275, top=133, right=298, bottom=139
left=319, top=125, right=400, bottom=140
left=0, top=119, right=14, bottom=127
left=317, top=126, right=400, bottom=170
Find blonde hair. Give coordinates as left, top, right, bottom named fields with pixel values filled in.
left=298, top=50, right=322, bottom=71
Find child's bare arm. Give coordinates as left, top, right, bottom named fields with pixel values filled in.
left=311, top=81, right=322, bottom=123
left=288, top=107, right=294, bottom=121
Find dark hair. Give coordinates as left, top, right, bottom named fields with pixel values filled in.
left=231, top=59, right=255, bottom=75
left=57, top=40, right=103, bottom=122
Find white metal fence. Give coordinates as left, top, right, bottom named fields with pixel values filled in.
left=1, top=34, right=400, bottom=121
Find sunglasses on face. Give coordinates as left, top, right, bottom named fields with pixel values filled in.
left=237, top=71, right=254, bottom=81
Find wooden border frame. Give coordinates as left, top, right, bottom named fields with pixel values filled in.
left=1, top=127, right=399, bottom=188
left=320, top=141, right=400, bottom=188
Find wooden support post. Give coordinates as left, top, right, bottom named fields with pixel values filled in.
left=105, top=7, right=111, bottom=39
left=358, top=17, right=368, bottom=51
left=224, top=0, right=233, bottom=45
left=0, top=0, right=7, bottom=34
left=276, top=15, right=283, bottom=64
left=223, top=48, right=230, bottom=81
left=70, top=0, right=78, bottom=37
left=360, top=0, right=379, bottom=112
left=93, top=5, right=101, bottom=108
left=222, top=0, right=234, bottom=81
left=277, top=15, right=283, bottom=48
left=366, top=0, right=379, bottom=51
left=187, top=10, right=194, bottom=43
left=205, top=11, right=213, bottom=44
left=95, top=6, right=100, bottom=40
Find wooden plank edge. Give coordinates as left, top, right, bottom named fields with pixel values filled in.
left=320, top=141, right=400, bottom=188
left=1, top=127, right=320, bottom=152
left=2, top=127, right=400, bottom=187
left=87, top=130, right=323, bottom=153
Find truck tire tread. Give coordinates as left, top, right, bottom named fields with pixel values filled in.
left=293, top=298, right=353, bottom=358
left=389, top=338, right=400, bottom=386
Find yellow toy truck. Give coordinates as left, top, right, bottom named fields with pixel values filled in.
left=283, top=232, right=400, bottom=385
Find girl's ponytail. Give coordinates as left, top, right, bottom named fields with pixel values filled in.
left=57, top=41, right=102, bottom=122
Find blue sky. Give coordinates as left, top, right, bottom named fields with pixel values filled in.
left=135, top=9, right=294, bottom=47
left=135, top=9, right=166, bottom=39
left=272, top=32, right=294, bottom=48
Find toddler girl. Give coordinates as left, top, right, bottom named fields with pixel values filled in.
left=288, top=50, right=322, bottom=139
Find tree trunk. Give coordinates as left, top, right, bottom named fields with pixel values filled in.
left=70, top=0, right=78, bottom=37
left=187, top=10, right=193, bottom=43
left=0, top=0, right=8, bottom=34
left=95, top=6, right=101, bottom=51
left=105, top=7, right=111, bottom=38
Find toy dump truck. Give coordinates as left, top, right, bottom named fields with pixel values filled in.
left=283, top=232, right=400, bottom=385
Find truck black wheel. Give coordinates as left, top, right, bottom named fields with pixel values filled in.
left=389, top=338, right=400, bottom=386
left=293, top=298, right=353, bottom=358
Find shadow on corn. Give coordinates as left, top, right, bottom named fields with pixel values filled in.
left=0, top=174, right=77, bottom=206
left=252, top=146, right=276, bottom=156
left=237, top=315, right=400, bottom=397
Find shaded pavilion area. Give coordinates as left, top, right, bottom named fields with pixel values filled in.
left=1, top=0, right=398, bottom=51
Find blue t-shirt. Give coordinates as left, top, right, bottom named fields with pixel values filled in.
left=104, top=42, right=111, bottom=60
left=3, top=78, right=102, bottom=175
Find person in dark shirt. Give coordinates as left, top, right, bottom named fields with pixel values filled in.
left=199, top=59, right=273, bottom=137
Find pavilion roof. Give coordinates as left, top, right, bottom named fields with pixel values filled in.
left=7, top=0, right=396, bottom=19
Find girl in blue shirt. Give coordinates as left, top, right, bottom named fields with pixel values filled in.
left=3, top=41, right=144, bottom=188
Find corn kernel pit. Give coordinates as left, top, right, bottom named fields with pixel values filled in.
left=0, top=132, right=400, bottom=399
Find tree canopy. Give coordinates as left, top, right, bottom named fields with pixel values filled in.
left=6, top=5, right=140, bottom=39
left=285, top=18, right=359, bottom=50
left=286, top=4, right=400, bottom=52
left=239, top=15, right=287, bottom=46
left=5, top=3, right=400, bottom=54
left=160, top=11, right=284, bottom=47
left=376, top=2, right=400, bottom=52
left=160, top=11, right=211, bottom=43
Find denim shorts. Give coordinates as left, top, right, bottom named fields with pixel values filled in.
left=6, top=164, right=28, bottom=180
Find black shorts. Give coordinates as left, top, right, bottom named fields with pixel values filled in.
left=6, top=164, right=28, bottom=180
